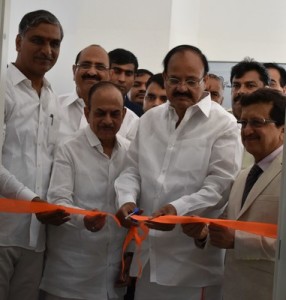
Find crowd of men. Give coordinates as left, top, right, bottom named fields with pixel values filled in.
left=0, top=9, right=285, bottom=300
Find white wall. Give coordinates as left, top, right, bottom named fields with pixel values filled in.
left=6, top=0, right=286, bottom=94
left=199, top=0, right=286, bottom=62
left=7, top=0, right=173, bottom=95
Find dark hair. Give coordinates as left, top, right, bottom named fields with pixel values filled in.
left=87, top=81, right=123, bottom=109
left=146, top=73, right=165, bottom=89
left=162, top=44, right=209, bottom=75
left=108, top=48, right=138, bottom=71
left=230, top=58, right=269, bottom=85
left=74, top=44, right=103, bottom=64
left=136, top=69, right=153, bottom=77
left=263, top=62, right=286, bottom=88
left=208, top=73, right=225, bottom=90
left=240, top=88, right=286, bottom=127
left=18, top=10, right=63, bottom=40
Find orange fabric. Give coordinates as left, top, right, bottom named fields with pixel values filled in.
left=0, top=197, right=278, bottom=279
left=131, top=215, right=277, bottom=239
left=0, top=198, right=120, bottom=225
left=0, top=198, right=277, bottom=238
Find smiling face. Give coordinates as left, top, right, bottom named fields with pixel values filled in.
left=163, top=50, right=206, bottom=121
left=73, top=46, right=109, bottom=103
left=241, top=102, right=284, bottom=162
left=15, top=22, right=62, bottom=79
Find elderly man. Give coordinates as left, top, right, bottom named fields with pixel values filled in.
left=185, top=88, right=285, bottom=300
left=205, top=73, right=224, bottom=105
left=115, top=45, right=242, bottom=300
left=0, top=10, right=69, bottom=300
left=40, top=81, right=129, bottom=300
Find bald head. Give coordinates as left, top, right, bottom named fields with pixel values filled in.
left=73, top=45, right=110, bottom=103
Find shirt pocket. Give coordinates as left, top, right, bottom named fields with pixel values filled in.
left=48, top=113, right=60, bottom=145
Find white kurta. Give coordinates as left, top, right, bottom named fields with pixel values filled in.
left=58, top=91, right=87, bottom=140
left=115, top=95, right=243, bottom=288
left=40, top=126, right=129, bottom=300
left=0, top=63, right=61, bottom=251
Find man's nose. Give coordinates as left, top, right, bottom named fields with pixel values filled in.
left=118, top=72, right=126, bottom=82
left=41, top=43, right=52, bottom=56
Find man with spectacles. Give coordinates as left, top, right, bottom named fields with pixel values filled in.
left=115, top=45, right=242, bottom=300
left=184, top=88, right=285, bottom=300
left=58, top=44, right=110, bottom=139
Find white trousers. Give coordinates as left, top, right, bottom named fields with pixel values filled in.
left=44, top=292, right=124, bottom=300
left=0, top=246, right=44, bottom=300
left=135, top=263, right=222, bottom=300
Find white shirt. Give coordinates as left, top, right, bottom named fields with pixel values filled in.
left=118, top=107, right=139, bottom=140
left=41, top=126, right=129, bottom=300
left=58, top=91, right=87, bottom=141
left=115, top=95, right=243, bottom=287
left=0, top=165, right=37, bottom=200
left=0, top=63, right=61, bottom=251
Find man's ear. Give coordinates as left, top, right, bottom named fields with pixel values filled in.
left=84, top=106, right=90, bottom=124
left=72, top=65, right=77, bottom=80
left=15, top=34, right=22, bottom=52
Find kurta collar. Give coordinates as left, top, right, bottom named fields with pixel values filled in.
left=61, top=90, right=85, bottom=109
left=9, top=63, right=52, bottom=90
left=166, top=92, right=212, bottom=119
left=84, top=125, right=121, bottom=153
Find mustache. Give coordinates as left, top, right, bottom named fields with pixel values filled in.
left=242, top=134, right=259, bottom=140
left=172, top=91, right=193, bottom=98
left=82, top=74, right=101, bottom=81
left=99, top=125, right=114, bottom=129
left=233, top=94, right=243, bottom=103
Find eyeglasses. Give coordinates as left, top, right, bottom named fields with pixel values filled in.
left=166, top=76, right=204, bottom=88
left=237, top=118, right=276, bottom=128
left=75, top=63, right=109, bottom=72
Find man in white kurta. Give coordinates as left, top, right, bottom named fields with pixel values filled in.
left=0, top=10, right=67, bottom=300
left=41, top=81, right=129, bottom=300
left=115, top=45, right=243, bottom=300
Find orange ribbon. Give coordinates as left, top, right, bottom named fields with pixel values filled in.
left=0, top=198, right=120, bottom=225
left=131, top=215, right=277, bottom=239
left=0, top=197, right=278, bottom=281
left=0, top=198, right=277, bottom=238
